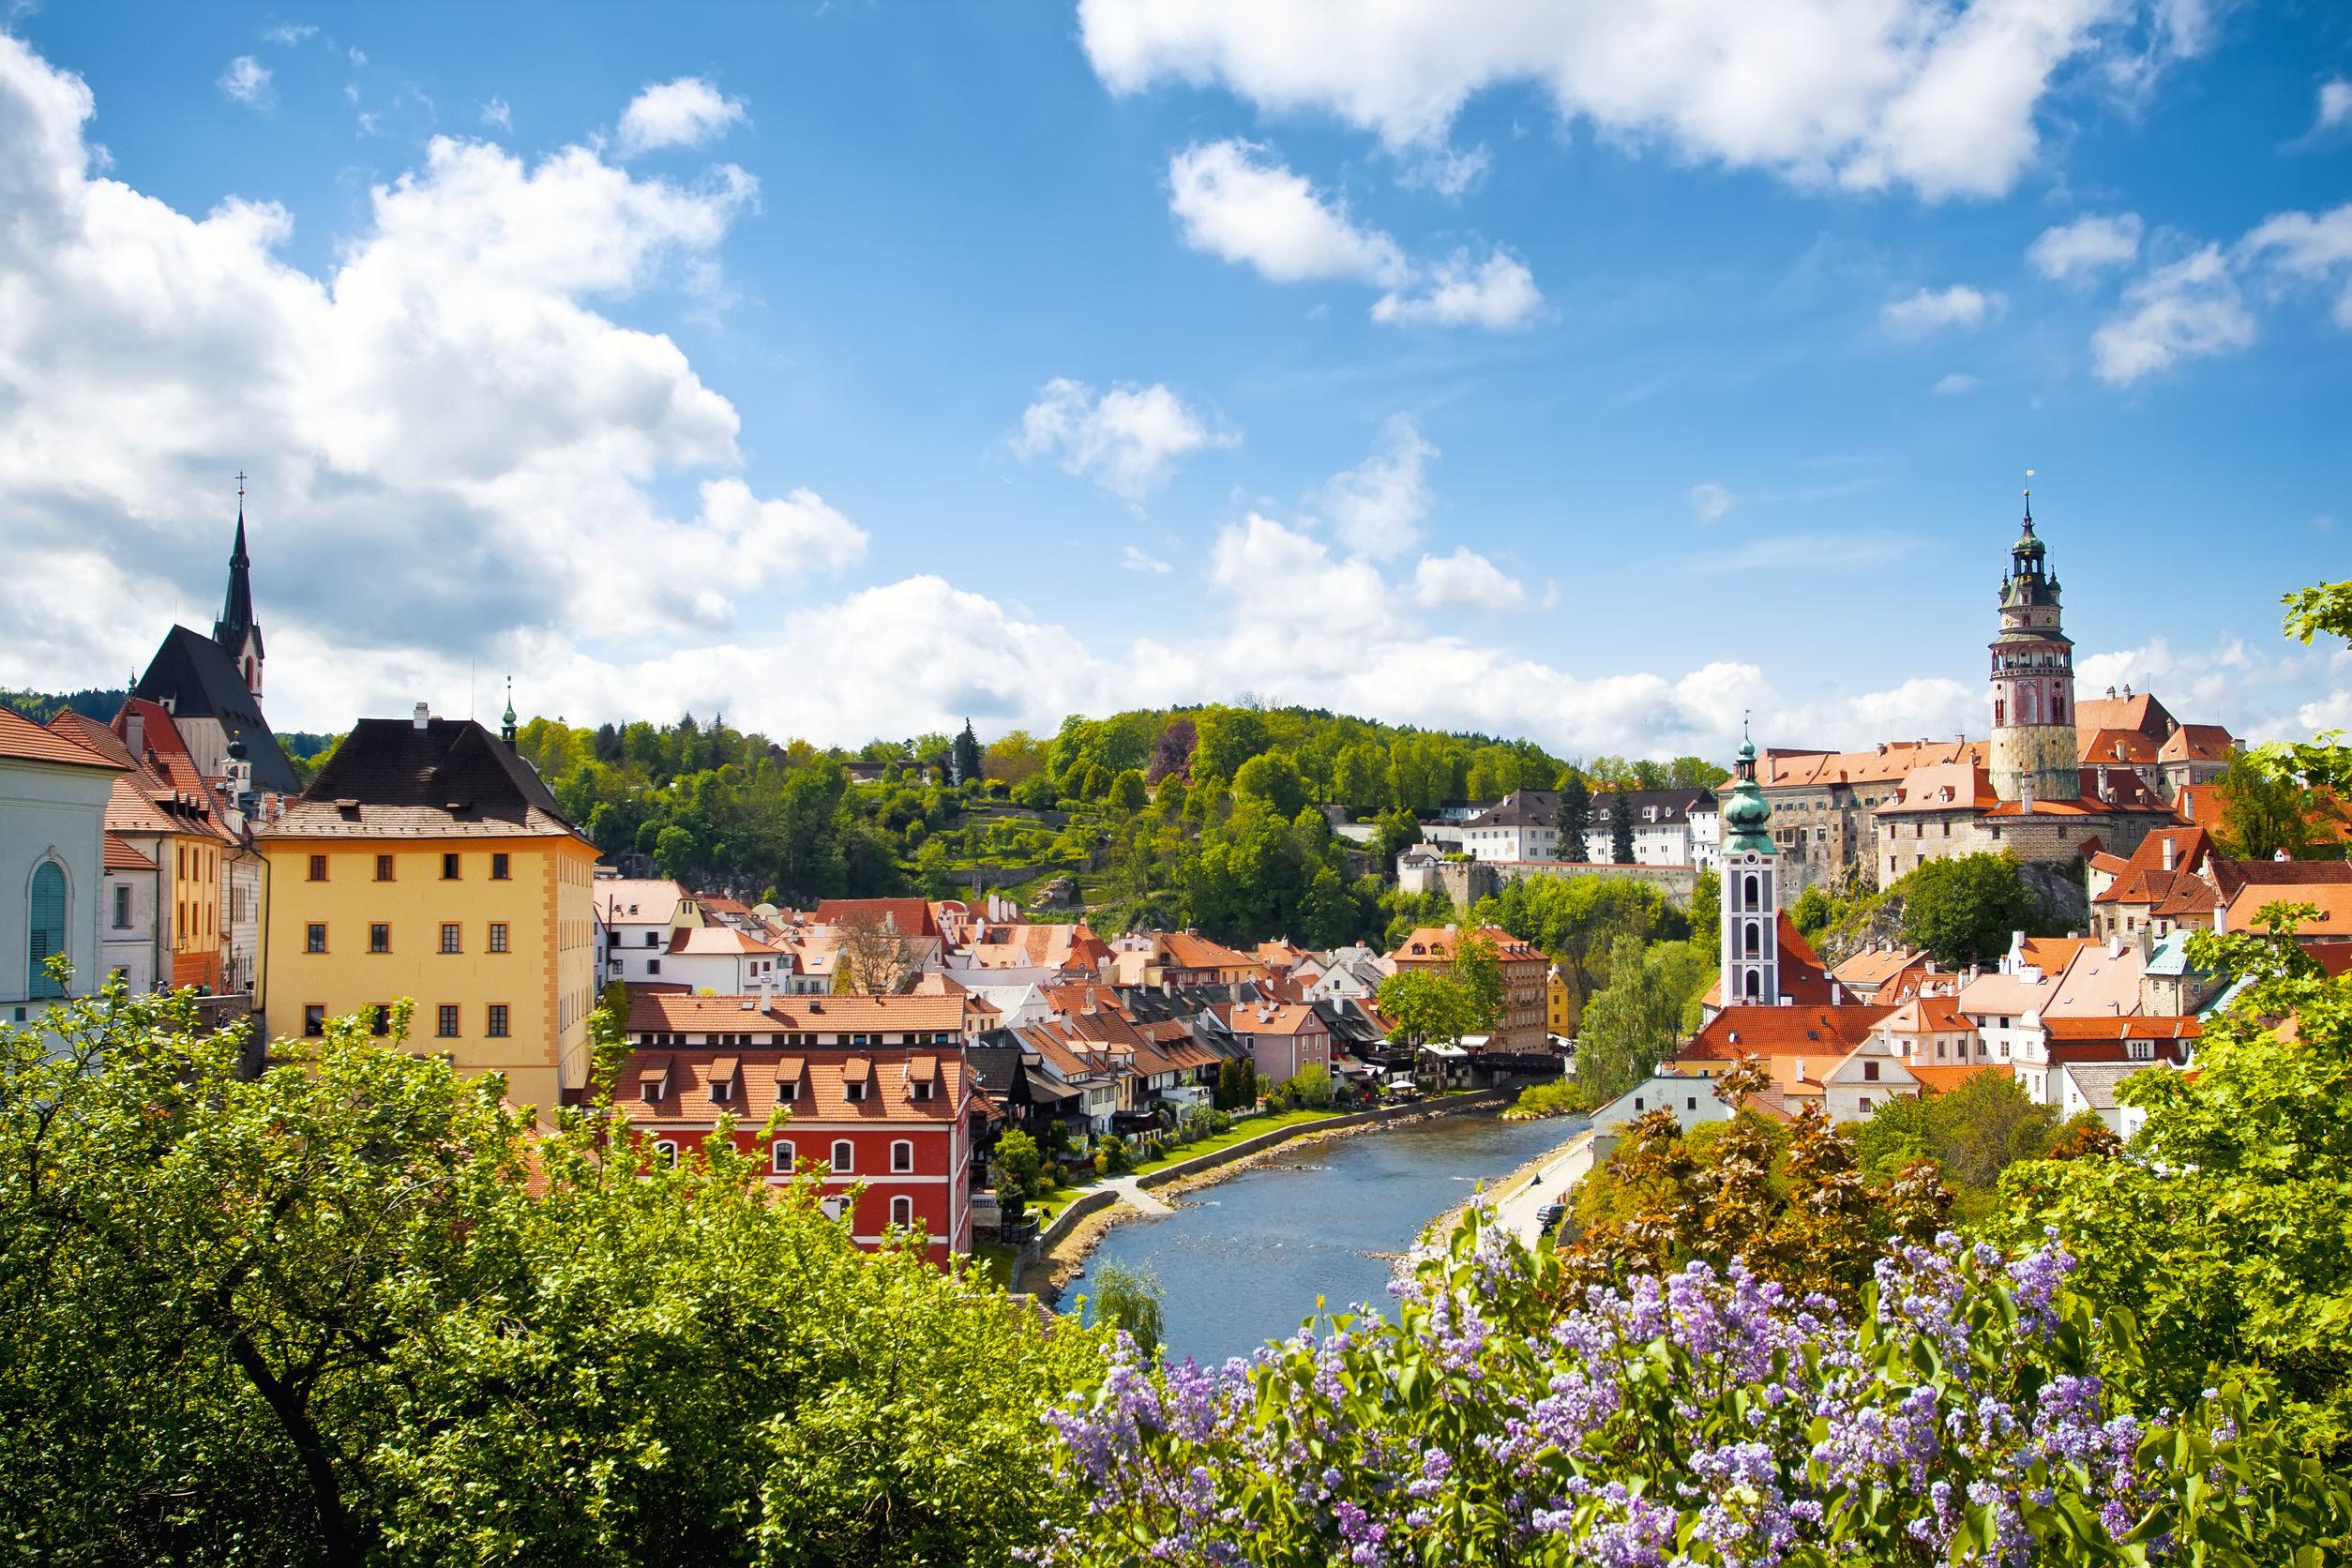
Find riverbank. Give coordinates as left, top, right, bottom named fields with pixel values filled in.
left=1023, top=1092, right=1508, bottom=1303
left=1413, top=1116, right=1595, bottom=1253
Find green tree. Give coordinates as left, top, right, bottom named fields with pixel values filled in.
left=1230, top=749, right=1308, bottom=818
left=1376, top=969, right=1476, bottom=1047
left=2207, top=747, right=2328, bottom=861
left=1687, top=867, right=1720, bottom=944
left=1369, top=807, right=1425, bottom=871
left=1080, top=1262, right=1165, bottom=1361
left=1451, top=929, right=1505, bottom=1033
left=1333, top=741, right=1389, bottom=812
left=0, top=988, right=1103, bottom=1565
left=1289, top=1063, right=1334, bottom=1110
left=1104, top=767, right=1149, bottom=812
left=1790, top=882, right=1834, bottom=940
left=1192, top=707, right=1271, bottom=785
left=992, top=1129, right=1045, bottom=1199
left=1607, top=790, right=1636, bottom=865
left=1553, top=775, right=1591, bottom=861
left=952, top=719, right=984, bottom=786
left=1898, top=852, right=2039, bottom=968
left=1571, top=933, right=1709, bottom=1096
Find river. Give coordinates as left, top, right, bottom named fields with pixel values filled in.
left=1080, top=1109, right=1591, bottom=1367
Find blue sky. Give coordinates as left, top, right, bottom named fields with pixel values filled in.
left=0, top=1, right=2345, bottom=758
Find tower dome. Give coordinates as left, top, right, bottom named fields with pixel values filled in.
left=1720, top=735, right=1773, bottom=854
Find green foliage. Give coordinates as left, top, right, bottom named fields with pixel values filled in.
left=1898, top=852, right=2043, bottom=968
left=1790, top=882, right=1835, bottom=941
left=0, top=987, right=1103, bottom=1565
left=1471, top=872, right=1683, bottom=1004
left=1569, top=933, right=1711, bottom=1097
left=1552, top=773, right=1591, bottom=856
left=1687, top=867, right=1719, bottom=944
left=1289, top=1063, right=1334, bottom=1110
left=1509, top=1079, right=1598, bottom=1118
left=993, top=1129, right=1045, bottom=1199
left=1079, top=1262, right=1165, bottom=1362
left=1229, top=749, right=1307, bottom=817
left=2206, top=746, right=2338, bottom=861
left=1376, top=968, right=1477, bottom=1046
left=1606, top=791, right=1636, bottom=865
left=1989, top=907, right=2352, bottom=1452
left=1852, top=1069, right=2064, bottom=1223
left=1450, top=929, right=1505, bottom=1033
left=1104, top=767, right=1149, bottom=813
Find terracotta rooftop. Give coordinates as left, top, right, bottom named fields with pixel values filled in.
left=625, top=992, right=969, bottom=1034
left=1681, top=1003, right=1892, bottom=1061
left=2, top=704, right=121, bottom=772
left=623, top=1046, right=967, bottom=1126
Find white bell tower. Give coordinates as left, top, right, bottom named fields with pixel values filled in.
left=1718, top=727, right=1779, bottom=1007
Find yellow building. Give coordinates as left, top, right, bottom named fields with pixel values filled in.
left=1545, top=964, right=1574, bottom=1039
left=259, top=710, right=597, bottom=1113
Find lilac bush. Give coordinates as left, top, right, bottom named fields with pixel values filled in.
left=1035, top=1205, right=2350, bottom=1566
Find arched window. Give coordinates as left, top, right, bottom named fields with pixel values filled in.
left=771, top=1139, right=795, bottom=1174
left=652, top=1139, right=678, bottom=1167
left=830, top=1138, right=854, bottom=1173
left=1743, top=921, right=1760, bottom=958
left=1742, top=970, right=1761, bottom=1001
left=1741, top=874, right=1759, bottom=909
left=1994, top=697, right=2005, bottom=728
left=889, top=1196, right=914, bottom=1230
left=890, top=1139, right=913, bottom=1173
left=27, top=860, right=67, bottom=1000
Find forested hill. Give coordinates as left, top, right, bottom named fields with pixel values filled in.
left=512, top=705, right=1727, bottom=943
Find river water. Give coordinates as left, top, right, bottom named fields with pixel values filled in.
left=1081, top=1110, right=1590, bottom=1367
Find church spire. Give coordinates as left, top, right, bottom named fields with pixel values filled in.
left=501, top=676, right=518, bottom=746
left=213, top=474, right=264, bottom=698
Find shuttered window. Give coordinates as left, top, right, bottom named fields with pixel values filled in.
left=27, top=862, right=67, bottom=999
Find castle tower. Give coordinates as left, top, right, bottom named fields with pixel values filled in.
left=1719, top=729, right=1779, bottom=1007
left=1987, top=484, right=2077, bottom=807
left=212, top=485, right=265, bottom=701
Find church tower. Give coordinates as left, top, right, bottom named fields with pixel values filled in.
left=1719, top=729, right=1780, bottom=1007
left=1987, top=482, right=2077, bottom=807
left=212, top=489, right=264, bottom=701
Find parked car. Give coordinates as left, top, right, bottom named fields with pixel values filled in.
left=1534, top=1202, right=1567, bottom=1235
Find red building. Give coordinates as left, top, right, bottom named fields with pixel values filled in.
left=622, top=1043, right=975, bottom=1261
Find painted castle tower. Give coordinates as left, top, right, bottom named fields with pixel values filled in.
left=1987, top=487, right=2079, bottom=807
left=1718, top=730, right=1780, bottom=1006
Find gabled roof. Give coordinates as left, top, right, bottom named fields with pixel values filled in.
left=101, top=777, right=177, bottom=837
left=595, top=879, right=695, bottom=925
left=1830, top=944, right=1929, bottom=992
left=1908, top=1063, right=2010, bottom=1094
left=1386, top=925, right=1544, bottom=965
left=103, top=833, right=155, bottom=871
left=1219, top=1001, right=1323, bottom=1035
left=2043, top=1015, right=2200, bottom=1042
left=1759, top=739, right=1983, bottom=791
left=1156, top=929, right=1264, bottom=971
left=624, top=1046, right=966, bottom=1126
left=813, top=898, right=940, bottom=939
left=0, top=704, right=120, bottom=772
left=265, top=716, right=578, bottom=840
left=2221, top=878, right=2352, bottom=937
left=2158, top=724, right=2235, bottom=763
left=666, top=926, right=782, bottom=957
left=966, top=922, right=1112, bottom=972
left=2073, top=691, right=2174, bottom=746
left=625, top=992, right=968, bottom=1034
left=1681, top=1003, right=1892, bottom=1061
left=132, top=624, right=299, bottom=793
left=2079, top=728, right=2160, bottom=765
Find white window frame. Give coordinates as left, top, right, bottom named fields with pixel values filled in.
left=653, top=1139, right=678, bottom=1167
left=889, top=1195, right=914, bottom=1230
left=771, top=1139, right=795, bottom=1173
left=830, top=1138, right=853, bottom=1172
left=891, top=1138, right=913, bottom=1173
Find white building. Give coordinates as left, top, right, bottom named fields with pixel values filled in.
left=1459, top=787, right=1717, bottom=867
left=101, top=834, right=158, bottom=994
left=594, top=877, right=705, bottom=984
left=1, top=711, right=122, bottom=1025
left=1593, top=1071, right=1733, bottom=1134
left=653, top=926, right=792, bottom=993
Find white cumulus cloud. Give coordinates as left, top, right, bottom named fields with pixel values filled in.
left=1930, top=371, right=1980, bottom=395
left=1411, top=546, right=1529, bottom=611
left=1121, top=545, right=1174, bottom=574
left=1013, top=378, right=1233, bottom=499
left=2090, top=245, right=2255, bottom=384
left=616, top=76, right=746, bottom=156
left=1319, top=415, right=1436, bottom=559
left=1167, top=139, right=1406, bottom=285
left=218, top=55, right=271, bottom=107
left=1371, top=249, right=1543, bottom=329
left=1689, top=482, right=1734, bottom=521
left=1082, top=0, right=2136, bottom=200
left=2028, top=212, right=2143, bottom=281
left=1881, top=283, right=2005, bottom=335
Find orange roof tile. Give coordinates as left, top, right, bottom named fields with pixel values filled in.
left=1908, top=1063, right=2011, bottom=1093
left=2, top=705, right=120, bottom=772
left=103, top=832, right=154, bottom=871
left=625, top=1046, right=967, bottom=1126
left=1757, top=739, right=1984, bottom=790
left=1681, top=1003, right=1892, bottom=1061
left=625, top=992, right=968, bottom=1034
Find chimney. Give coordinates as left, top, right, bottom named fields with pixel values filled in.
left=2161, top=837, right=2178, bottom=873
left=413, top=702, right=430, bottom=730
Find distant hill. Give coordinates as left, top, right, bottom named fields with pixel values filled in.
left=1, top=686, right=335, bottom=761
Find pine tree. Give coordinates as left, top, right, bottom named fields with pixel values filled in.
left=1609, top=790, right=1636, bottom=865
left=952, top=719, right=983, bottom=786
left=1554, top=775, right=1592, bottom=862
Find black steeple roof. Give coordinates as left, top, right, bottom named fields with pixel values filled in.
left=133, top=626, right=300, bottom=794
left=213, top=505, right=262, bottom=660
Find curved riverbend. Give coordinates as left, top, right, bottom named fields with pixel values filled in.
left=1081, top=1109, right=1591, bottom=1367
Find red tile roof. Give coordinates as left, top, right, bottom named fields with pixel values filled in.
left=666, top=926, right=784, bottom=956
left=2, top=705, right=121, bottom=771
left=1386, top=925, right=1545, bottom=966
left=103, top=833, right=155, bottom=871
left=2041, top=1016, right=2202, bottom=1043
left=1908, top=1063, right=2011, bottom=1093
left=1757, top=740, right=1984, bottom=790
left=813, top=897, right=940, bottom=939
left=624, top=1046, right=967, bottom=1126
left=625, top=992, right=969, bottom=1034
left=1681, top=1003, right=1892, bottom=1061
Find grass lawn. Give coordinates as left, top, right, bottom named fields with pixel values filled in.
left=1029, top=1183, right=1098, bottom=1223
left=969, top=1242, right=1018, bottom=1290
left=1127, top=1107, right=1340, bottom=1178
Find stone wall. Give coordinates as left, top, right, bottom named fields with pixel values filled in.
left=1431, top=858, right=1697, bottom=910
